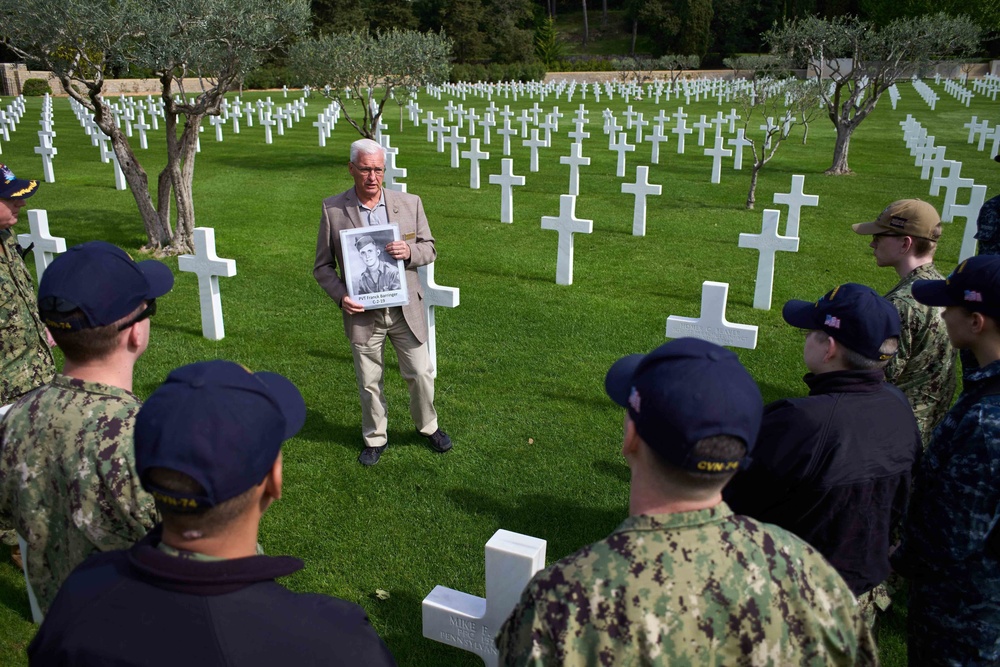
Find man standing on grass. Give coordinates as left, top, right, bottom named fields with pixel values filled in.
left=851, top=198, right=957, bottom=446
left=724, top=284, right=921, bottom=626
left=892, top=256, right=1000, bottom=666
left=0, top=241, right=173, bottom=614
left=498, top=337, right=876, bottom=665
left=314, top=138, right=451, bottom=466
left=29, top=361, right=397, bottom=666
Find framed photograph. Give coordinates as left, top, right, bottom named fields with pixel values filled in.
left=341, top=225, right=409, bottom=309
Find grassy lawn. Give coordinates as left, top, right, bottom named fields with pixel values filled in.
left=0, top=79, right=996, bottom=665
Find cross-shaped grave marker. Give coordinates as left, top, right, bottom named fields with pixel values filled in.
left=953, top=184, right=987, bottom=262
left=739, top=209, right=799, bottom=310
left=523, top=129, right=546, bottom=172
left=727, top=129, right=751, bottom=170
left=772, top=174, right=819, bottom=238
left=693, top=114, right=712, bottom=146
left=704, top=136, right=733, bottom=184
left=417, top=262, right=460, bottom=378
left=488, top=158, right=526, bottom=224
left=621, top=165, right=662, bottom=237
left=931, top=161, right=973, bottom=222
left=444, top=126, right=467, bottom=168
left=177, top=227, right=237, bottom=341
left=610, top=132, right=635, bottom=178
left=666, top=281, right=758, bottom=349
left=540, top=194, right=593, bottom=285
left=461, top=138, right=489, bottom=189
left=422, top=530, right=546, bottom=667
left=560, top=142, right=590, bottom=196
left=17, top=209, right=66, bottom=282
left=672, top=117, right=692, bottom=154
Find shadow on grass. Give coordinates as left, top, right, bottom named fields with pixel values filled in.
left=445, top=489, right=622, bottom=560
left=591, top=458, right=629, bottom=484
left=0, top=562, right=32, bottom=624
left=152, top=321, right=206, bottom=338
left=298, top=407, right=359, bottom=449
left=306, top=347, right=352, bottom=363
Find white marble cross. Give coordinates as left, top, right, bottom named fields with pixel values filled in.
left=418, top=262, right=459, bottom=378
left=672, top=118, right=692, bottom=154
left=931, top=161, right=973, bottom=222
left=444, top=126, right=467, bottom=168
left=261, top=111, right=274, bottom=144
left=921, top=147, right=949, bottom=182
left=693, top=114, right=712, bottom=146
left=727, top=129, right=751, bottom=170
left=461, top=138, right=489, bottom=189
left=210, top=115, right=224, bottom=142
left=704, top=136, right=733, bottom=184
left=646, top=123, right=669, bottom=164
left=666, top=281, right=758, bottom=349
left=34, top=131, right=57, bottom=183
left=177, top=227, right=237, bottom=340
left=560, top=142, right=590, bottom=196
left=422, top=530, right=546, bottom=667
left=134, top=112, right=150, bottom=150
left=772, top=175, right=819, bottom=238
left=488, top=158, right=526, bottom=224
left=497, top=121, right=517, bottom=156
left=383, top=151, right=407, bottom=193
left=17, top=209, right=66, bottom=282
left=621, top=165, right=662, bottom=236
left=540, top=194, right=593, bottom=285
left=739, top=209, right=799, bottom=310
left=523, top=129, right=546, bottom=172
left=610, top=132, right=635, bottom=178
left=953, top=184, right=987, bottom=262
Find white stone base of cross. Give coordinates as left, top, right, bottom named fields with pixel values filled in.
left=422, top=529, right=547, bottom=667
left=177, top=227, right=237, bottom=340
left=418, top=262, right=460, bottom=379
left=666, top=281, right=758, bottom=349
left=17, top=209, right=66, bottom=282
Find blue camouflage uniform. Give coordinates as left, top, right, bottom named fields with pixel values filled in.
left=892, top=358, right=1000, bottom=665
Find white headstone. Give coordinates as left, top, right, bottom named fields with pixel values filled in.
left=559, top=142, right=590, bottom=196
left=931, top=161, right=974, bottom=222
left=772, top=175, right=819, bottom=238
left=610, top=132, right=635, bottom=178
left=177, top=227, right=237, bottom=341
left=666, top=281, right=758, bottom=349
left=727, top=129, right=751, bottom=170
left=704, top=136, right=733, bottom=184
left=738, top=209, right=799, bottom=310
left=953, top=184, right=987, bottom=262
left=488, top=158, right=526, bottom=224
left=16, top=209, right=66, bottom=282
left=418, top=262, right=459, bottom=378
left=422, top=529, right=546, bottom=667
left=621, top=165, right=662, bottom=237
left=540, top=194, right=593, bottom=285
left=461, top=138, right=489, bottom=190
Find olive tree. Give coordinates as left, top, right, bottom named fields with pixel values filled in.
left=289, top=30, right=452, bottom=140
left=1, top=0, right=310, bottom=254
left=766, top=14, right=981, bottom=175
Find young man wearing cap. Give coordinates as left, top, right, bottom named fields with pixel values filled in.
left=0, top=240, right=173, bottom=613
left=497, top=338, right=876, bottom=665
left=724, top=284, right=921, bottom=623
left=315, top=138, right=451, bottom=466
left=891, top=256, right=1000, bottom=665
left=0, top=163, right=54, bottom=406
left=851, top=199, right=957, bottom=447
left=353, top=234, right=401, bottom=295
left=28, top=361, right=397, bottom=666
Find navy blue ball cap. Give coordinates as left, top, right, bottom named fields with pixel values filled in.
left=38, top=241, right=174, bottom=331
left=0, top=163, right=39, bottom=199
left=782, top=283, right=901, bottom=361
left=912, top=256, right=1000, bottom=320
left=135, top=360, right=307, bottom=512
left=604, top=338, right=763, bottom=474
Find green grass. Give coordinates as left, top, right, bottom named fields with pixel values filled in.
left=0, top=81, right=997, bottom=665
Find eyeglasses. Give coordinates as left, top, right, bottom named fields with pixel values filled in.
left=117, top=299, right=157, bottom=330
left=351, top=163, right=385, bottom=176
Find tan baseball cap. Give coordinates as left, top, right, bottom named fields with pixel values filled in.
left=851, top=199, right=941, bottom=240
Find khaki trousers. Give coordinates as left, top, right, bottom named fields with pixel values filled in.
left=351, top=307, right=437, bottom=448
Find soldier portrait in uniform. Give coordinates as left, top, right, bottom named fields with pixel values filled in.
left=340, top=226, right=408, bottom=309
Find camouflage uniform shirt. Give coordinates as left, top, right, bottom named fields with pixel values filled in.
left=0, top=374, right=157, bottom=612
left=497, top=504, right=877, bottom=666
left=0, top=229, right=54, bottom=405
left=891, top=358, right=1000, bottom=665
left=883, top=263, right=958, bottom=447
left=975, top=194, right=1000, bottom=257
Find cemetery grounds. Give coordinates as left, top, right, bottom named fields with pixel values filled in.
left=0, top=79, right=997, bottom=666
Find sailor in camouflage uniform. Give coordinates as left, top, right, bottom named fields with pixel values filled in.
left=852, top=198, right=957, bottom=448
left=892, top=256, right=1000, bottom=666
left=973, top=155, right=1000, bottom=257
left=0, top=163, right=54, bottom=406
left=0, top=241, right=173, bottom=613
left=497, top=338, right=876, bottom=666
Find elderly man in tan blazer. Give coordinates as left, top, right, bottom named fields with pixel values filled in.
left=314, top=138, right=451, bottom=466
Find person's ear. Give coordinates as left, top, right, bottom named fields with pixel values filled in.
left=823, top=335, right=838, bottom=364
left=971, top=311, right=988, bottom=335
left=622, top=413, right=640, bottom=457
left=263, top=452, right=283, bottom=504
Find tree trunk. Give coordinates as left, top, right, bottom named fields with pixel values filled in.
left=601, top=0, right=608, bottom=27
left=631, top=19, right=638, bottom=56
left=581, top=0, right=589, bottom=47
left=170, top=116, right=202, bottom=254
left=746, top=163, right=761, bottom=209
left=801, top=122, right=809, bottom=145
left=827, top=122, right=854, bottom=175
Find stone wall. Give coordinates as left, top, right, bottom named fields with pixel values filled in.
left=1, top=63, right=173, bottom=97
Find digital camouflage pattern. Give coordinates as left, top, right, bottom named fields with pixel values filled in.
left=0, top=374, right=157, bottom=612
left=497, top=504, right=877, bottom=667
left=892, top=358, right=1000, bottom=666
left=883, top=263, right=958, bottom=448
left=974, top=194, right=1000, bottom=257
left=0, top=229, right=54, bottom=405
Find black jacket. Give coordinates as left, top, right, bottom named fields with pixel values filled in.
left=29, top=526, right=397, bottom=666
left=724, top=369, right=921, bottom=595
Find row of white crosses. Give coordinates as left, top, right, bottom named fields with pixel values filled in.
left=34, top=95, right=57, bottom=183
left=964, top=115, right=1000, bottom=157
left=0, top=95, right=28, bottom=154
left=943, top=78, right=974, bottom=107
left=901, top=114, right=985, bottom=261
left=910, top=77, right=939, bottom=110
left=970, top=73, right=1000, bottom=101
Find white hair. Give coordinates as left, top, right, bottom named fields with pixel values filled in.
left=350, top=138, right=386, bottom=164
